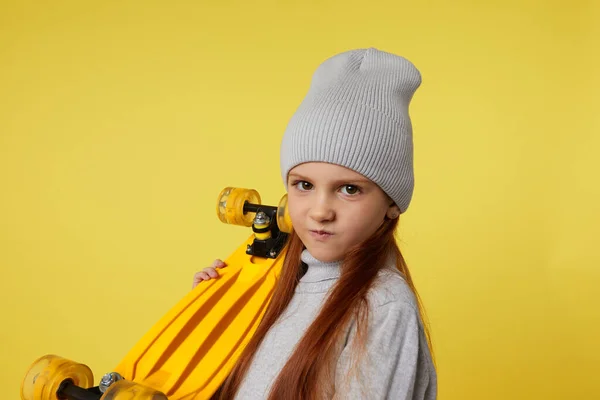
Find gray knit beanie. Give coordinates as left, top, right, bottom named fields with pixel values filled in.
left=279, top=47, right=422, bottom=214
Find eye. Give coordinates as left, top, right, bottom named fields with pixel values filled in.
left=293, top=180, right=313, bottom=191
left=340, top=185, right=360, bottom=195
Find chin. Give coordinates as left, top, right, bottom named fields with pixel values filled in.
left=304, top=246, right=343, bottom=263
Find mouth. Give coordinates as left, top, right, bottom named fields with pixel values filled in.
left=309, top=230, right=334, bottom=240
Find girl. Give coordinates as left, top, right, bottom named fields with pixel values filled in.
left=194, top=48, right=437, bottom=400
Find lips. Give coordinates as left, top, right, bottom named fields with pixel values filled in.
left=309, top=229, right=334, bottom=240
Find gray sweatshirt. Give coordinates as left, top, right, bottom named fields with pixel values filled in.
left=234, top=249, right=437, bottom=399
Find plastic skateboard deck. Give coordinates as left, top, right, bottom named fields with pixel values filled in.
left=21, top=187, right=292, bottom=400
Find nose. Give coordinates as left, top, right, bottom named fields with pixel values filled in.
left=308, top=192, right=335, bottom=222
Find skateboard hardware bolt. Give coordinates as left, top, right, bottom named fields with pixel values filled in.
left=246, top=244, right=252, bottom=254
left=99, top=371, right=124, bottom=393
left=253, top=211, right=270, bottom=225
left=269, top=249, right=277, bottom=258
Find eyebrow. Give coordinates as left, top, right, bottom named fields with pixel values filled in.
left=288, top=173, right=372, bottom=186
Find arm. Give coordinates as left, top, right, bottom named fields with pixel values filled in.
left=334, top=300, right=436, bottom=400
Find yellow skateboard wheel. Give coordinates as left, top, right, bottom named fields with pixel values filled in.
left=100, top=379, right=168, bottom=400
left=21, top=354, right=93, bottom=400
left=216, top=187, right=261, bottom=227
left=276, top=194, right=292, bottom=233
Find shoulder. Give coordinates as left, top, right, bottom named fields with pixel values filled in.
left=348, top=265, right=424, bottom=342
left=367, top=264, right=419, bottom=312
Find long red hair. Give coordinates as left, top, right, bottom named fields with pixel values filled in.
left=214, top=216, right=433, bottom=399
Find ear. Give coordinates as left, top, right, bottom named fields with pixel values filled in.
left=385, top=203, right=401, bottom=219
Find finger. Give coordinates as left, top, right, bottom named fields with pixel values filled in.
left=193, top=271, right=206, bottom=280
left=196, top=271, right=210, bottom=281
left=212, top=259, right=227, bottom=269
left=192, top=273, right=206, bottom=289
left=192, top=278, right=203, bottom=289
left=205, top=268, right=219, bottom=279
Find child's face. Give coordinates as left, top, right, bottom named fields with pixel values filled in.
left=287, top=162, right=399, bottom=263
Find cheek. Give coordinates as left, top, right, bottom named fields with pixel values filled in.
left=343, top=206, right=386, bottom=237
left=286, top=196, right=304, bottom=227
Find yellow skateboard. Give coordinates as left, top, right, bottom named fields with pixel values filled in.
left=21, top=187, right=292, bottom=400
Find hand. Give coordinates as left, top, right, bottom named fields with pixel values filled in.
left=192, top=259, right=227, bottom=289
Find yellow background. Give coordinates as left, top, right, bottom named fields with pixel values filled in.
left=1, top=1, right=598, bottom=399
